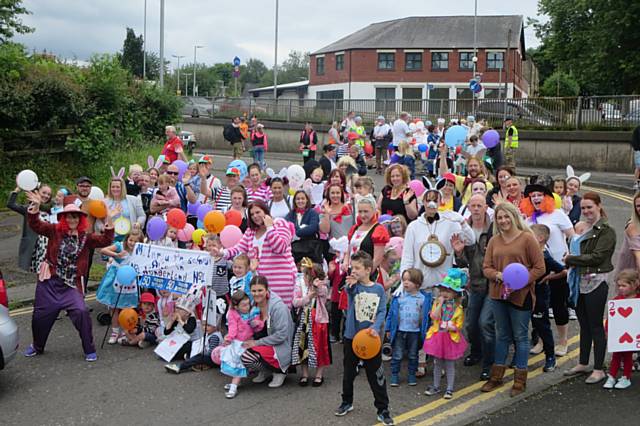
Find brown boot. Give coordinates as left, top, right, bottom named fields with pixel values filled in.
left=510, top=368, right=528, bottom=397
left=480, top=365, right=506, bottom=392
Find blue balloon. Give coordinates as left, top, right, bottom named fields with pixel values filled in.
left=390, top=153, right=400, bottom=164
left=418, top=144, right=428, bottom=153
left=444, top=125, right=468, bottom=148
left=187, top=201, right=200, bottom=216
left=228, top=160, right=248, bottom=180
left=197, top=203, right=213, bottom=221
left=197, top=219, right=204, bottom=229
left=116, top=265, right=137, bottom=286
left=378, top=214, right=393, bottom=224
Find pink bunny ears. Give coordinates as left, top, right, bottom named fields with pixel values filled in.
left=147, top=155, right=164, bottom=171
left=110, top=166, right=125, bottom=180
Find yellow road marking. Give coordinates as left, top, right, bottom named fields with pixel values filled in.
left=10, top=294, right=97, bottom=317
left=412, top=347, right=580, bottom=426
left=389, top=334, right=580, bottom=425
left=583, top=185, right=633, bottom=203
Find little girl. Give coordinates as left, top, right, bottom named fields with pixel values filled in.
left=150, top=174, right=180, bottom=214
left=291, top=260, right=331, bottom=387
left=604, top=269, right=640, bottom=390
left=50, top=187, right=70, bottom=224
left=303, top=166, right=325, bottom=207
left=156, top=289, right=178, bottom=341
left=97, top=230, right=145, bottom=344
left=162, top=293, right=199, bottom=361
left=553, top=178, right=573, bottom=215
left=229, top=254, right=253, bottom=299
left=151, top=226, right=178, bottom=248
left=423, top=268, right=468, bottom=399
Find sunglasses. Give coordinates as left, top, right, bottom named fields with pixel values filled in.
left=166, top=171, right=179, bottom=176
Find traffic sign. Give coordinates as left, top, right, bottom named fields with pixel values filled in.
left=427, top=84, right=434, bottom=91
left=233, top=56, right=241, bottom=66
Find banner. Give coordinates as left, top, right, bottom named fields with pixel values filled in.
left=607, top=298, right=640, bottom=353
left=130, top=243, right=212, bottom=294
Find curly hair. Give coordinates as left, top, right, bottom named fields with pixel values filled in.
left=520, top=194, right=556, bottom=218
left=57, top=214, right=89, bottom=234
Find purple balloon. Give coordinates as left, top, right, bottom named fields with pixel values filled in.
left=390, top=153, right=400, bottom=164
left=482, top=129, right=500, bottom=149
left=502, top=263, right=529, bottom=290
left=197, top=203, right=212, bottom=221
left=378, top=214, right=393, bottom=224
left=173, top=160, right=188, bottom=179
left=187, top=201, right=200, bottom=216
left=146, top=216, right=167, bottom=241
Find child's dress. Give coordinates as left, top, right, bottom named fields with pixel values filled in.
left=291, top=277, right=332, bottom=368
left=215, top=307, right=263, bottom=378
left=423, top=301, right=467, bottom=360
left=229, top=272, right=254, bottom=299
left=96, top=242, right=138, bottom=308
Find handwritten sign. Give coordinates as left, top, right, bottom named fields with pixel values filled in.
left=607, top=298, right=640, bottom=353
left=129, top=243, right=212, bottom=294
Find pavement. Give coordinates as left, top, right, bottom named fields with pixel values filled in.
left=0, top=150, right=637, bottom=426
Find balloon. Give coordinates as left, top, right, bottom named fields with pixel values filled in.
left=146, top=216, right=167, bottom=241
left=445, top=125, right=468, bottom=148
left=387, top=236, right=404, bottom=256
left=177, top=223, right=195, bottom=242
left=352, top=328, right=382, bottom=360
left=224, top=209, right=243, bottom=227
left=390, top=153, right=400, bottom=164
left=197, top=203, right=213, bottom=221
left=287, top=164, right=306, bottom=190
left=87, top=200, right=107, bottom=219
left=166, top=208, right=187, bottom=229
left=187, top=201, right=200, bottom=216
left=204, top=210, right=225, bottom=233
left=88, top=186, right=105, bottom=201
left=416, top=121, right=425, bottom=130
left=502, top=263, right=529, bottom=290
left=116, top=265, right=137, bottom=285
left=228, top=160, right=248, bottom=180
left=553, top=193, right=562, bottom=209
left=364, top=143, right=374, bottom=155
left=378, top=214, right=393, bottom=224
left=118, top=308, right=139, bottom=331
left=16, top=170, right=39, bottom=191
left=288, top=188, right=296, bottom=196
left=408, top=179, right=426, bottom=197
left=409, top=122, right=417, bottom=131
left=173, top=160, right=188, bottom=179
left=482, top=129, right=500, bottom=149
left=220, top=225, right=243, bottom=248
left=418, top=144, right=428, bottom=153
left=197, top=219, right=204, bottom=229
left=192, top=228, right=206, bottom=245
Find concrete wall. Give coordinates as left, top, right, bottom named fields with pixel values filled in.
left=181, top=118, right=634, bottom=172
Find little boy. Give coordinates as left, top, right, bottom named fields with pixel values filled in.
left=126, top=164, right=143, bottom=196
left=530, top=224, right=566, bottom=372
left=121, top=291, right=160, bottom=348
left=229, top=254, right=253, bottom=301
left=206, top=234, right=231, bottom=325
left=164, top=322, right=223, bottom=374
left=335, top=251, right=393, bottom=426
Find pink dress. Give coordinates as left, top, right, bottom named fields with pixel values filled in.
left=423, top=301, right=468, bottom=361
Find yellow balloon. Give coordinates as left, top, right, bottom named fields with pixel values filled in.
left=553, top=193, right=562, bottom=209
left=288, top=188, right=296, bottom=196
left=192, top=229, right=206, bottom=245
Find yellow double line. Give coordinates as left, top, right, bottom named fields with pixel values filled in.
left=583, top=185, right=633, bottom=204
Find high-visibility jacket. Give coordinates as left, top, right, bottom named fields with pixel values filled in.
left=505, top=125, right=519, bottom=148
left=349, top=125, right=366, bottom=147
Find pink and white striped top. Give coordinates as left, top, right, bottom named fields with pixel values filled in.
left=224, top=218, right=296, bottom=307
left=246, top=185, right=272, bottom=204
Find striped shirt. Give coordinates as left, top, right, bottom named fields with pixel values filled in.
left=212, top=186, right=231, bottom=211
left=246, top=185, right=272, bottom=204
left=211, top=256, right=230, bottom=296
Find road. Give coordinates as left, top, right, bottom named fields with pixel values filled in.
left=0, top=151, right=635, bottom=426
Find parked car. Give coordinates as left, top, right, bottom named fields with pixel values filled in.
left=476, top=99, right=557, bottom=127
left=179, top=130, right=197, bottom=154
left=182, top=97, right=214, bottom=118
left=0, top=270, right=19, bottom=371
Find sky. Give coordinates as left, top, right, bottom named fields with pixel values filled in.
left=14, top=0, right=542, bottom=69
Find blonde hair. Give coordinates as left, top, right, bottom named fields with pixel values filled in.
left=384, top=164, right=410, bottom=187
left=397, top=141, right=415, bottom=158
left=337, top=155, right=357, bottom=170
left=165, top=125, right=177, bottom=133
left=616, top=269, right=640, bottom=287
left=493, top=202, right=531, bottom=236
left=107, top=177, right=127, bottom=201
left=129, top=164, right=143, bottom=174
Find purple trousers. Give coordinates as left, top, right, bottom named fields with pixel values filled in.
left=32, top=277, right=95, bottom=355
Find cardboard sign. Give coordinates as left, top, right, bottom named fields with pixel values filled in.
left=607, top=298, right=640, bottom=353
left=154, top=330, right=190, bottom=362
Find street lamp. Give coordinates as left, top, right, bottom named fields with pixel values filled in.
left=193, top=45, right=204, bottom=96
left=159, top=0, right=165, bottom=87
left=472, top=0, right=478, bottom=115
left=185, top=74, right=190, bottom=97
left=273, top=0, right=279, bottom=102
left=142, top=0, right=147, bottom=80
left=172, top=54, right=185, bottom=95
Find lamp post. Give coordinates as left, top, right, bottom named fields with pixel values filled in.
left=159, top=0, right=165, bottom=87
left=185, top=74, right=190, bottom=97
left=472, top=0, right=478, bottom=115
left=142, top=0, right=147, bottom=80
left=273, top=0, right=279, bottom=102
left=172, top=54, right=185, bottom=95
left=193, top=45, right=204, bottom=96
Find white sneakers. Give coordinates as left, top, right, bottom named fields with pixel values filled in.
left=268, top=373, right=287, bottom=388
left=108, top=328, right=121, bottom=345
left=530, top=341, right=543, bottom=355
left=603, top=375, right=632, bottom=389
left=555, top=344, right=568, bottom=357
left=252, top=370, right=270, bottom=384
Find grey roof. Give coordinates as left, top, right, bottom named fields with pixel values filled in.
left=313, top=15, right=524, bottom=54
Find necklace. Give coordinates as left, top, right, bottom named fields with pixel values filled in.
left=391, top=186, right=405, bottom=199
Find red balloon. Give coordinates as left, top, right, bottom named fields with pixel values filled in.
left=224, top=209, right=243, bottom=227
left=166, top=208, right=187, bottom=229
left=364, top=142, right=374, bottom=155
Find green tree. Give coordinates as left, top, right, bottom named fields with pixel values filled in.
left=540, top=71, right=580, bottom=97
left=259, top=50, right=309, bottom=86
left=119, top=27, right=160, bottom=80
left=240, top=58, right=268, bottom=85
left=0, top=0, right=33, bottom=43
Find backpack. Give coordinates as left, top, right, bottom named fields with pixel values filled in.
left=223, top=124, right=235, bottom=143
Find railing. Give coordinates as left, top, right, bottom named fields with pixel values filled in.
left=181, top=95, right=640, bottom=130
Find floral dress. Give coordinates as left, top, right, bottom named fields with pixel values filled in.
left=30, top=212, right=50, bottom=273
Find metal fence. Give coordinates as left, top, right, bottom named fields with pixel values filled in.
left=182, top=95, right=640, bottom=130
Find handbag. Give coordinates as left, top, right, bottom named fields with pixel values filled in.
left=291, top=238, right=324, bottom=264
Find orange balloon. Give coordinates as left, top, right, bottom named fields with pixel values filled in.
left=88, top=200, right=107, bottom=219
left=352, top=328, right=382, bottom=360
left=224, top=209, right=243, bottom=227
left=118, top=308, right=139, bottom=331
left=167, top=208, right=187, bottom=229
left=204, top=210, right=226, bottom=233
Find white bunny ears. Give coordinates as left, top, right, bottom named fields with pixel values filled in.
left=266, top=167, right=288, bottom=179
left=110, top=166, right=125, bottom=180
left=147, top=155, right=164, bottom=170
left=566, top=165, right=591, bottom=185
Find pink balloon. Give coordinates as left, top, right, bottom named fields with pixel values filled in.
left=220, top=225, right=243, bottom=248
left=177, top=223, right=195, bottom=242
left=408, top=179, right=426, bottom=197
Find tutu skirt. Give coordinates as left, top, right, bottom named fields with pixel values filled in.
left=96, top=265, right=139, bottom=309
left=423, top=331, right=468, bottom=361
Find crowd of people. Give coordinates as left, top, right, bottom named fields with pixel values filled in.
left=8, top=114, right=638, bottom=426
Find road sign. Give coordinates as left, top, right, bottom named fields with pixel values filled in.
left=233, top=56, right=241, bottom=66
left=427, top=84, right=435, bottom=91
left=233, top=65, right=240, bottom=78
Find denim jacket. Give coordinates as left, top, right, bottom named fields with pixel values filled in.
left=385, top=290, right=433, bottom=346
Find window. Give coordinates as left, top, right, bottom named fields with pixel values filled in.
left=459, top=52, right=473, bottom=70
left=335, top=54, right=344, bottom=71
left=375, top=87, right=396, bottom=112
left=317, top=90, right=343, bottom=110
left=378, top=53, right=395, bottom=70
left=456, top=88, right=474, bottom=114
left=431, top=52, right=449, bottom=70
left=316, top=56, right=325, bottom=75
left=487, top=52, right=504, bottom=70
left=402, top=88, right=422, bottom=112
left=405, top=52, right=422, bottom=70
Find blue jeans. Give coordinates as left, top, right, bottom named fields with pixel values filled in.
left=490, top=298, right=531, bottom=369
left=252, top=146, right=265, bottom=169
left=390, top=331, right=420, bottom=376
left=465, top=290, right=496, bottom=370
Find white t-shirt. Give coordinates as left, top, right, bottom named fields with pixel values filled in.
left=526, top=210, right=573, bottom=262
left=269, top=197, right=292, bottom=219
left=392, top=119, right=411, bottom=147
left=465, top=142, right=487, bottom=157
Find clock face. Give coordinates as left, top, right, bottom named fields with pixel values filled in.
left=420, top=241, right=446, bottom=267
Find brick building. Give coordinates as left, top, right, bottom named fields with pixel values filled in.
left=309, top=15, right=531, bottom=107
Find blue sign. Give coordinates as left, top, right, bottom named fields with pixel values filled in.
left=427, top=84, right=434, bottom=91
left=233, top=56, right=241, bottom=66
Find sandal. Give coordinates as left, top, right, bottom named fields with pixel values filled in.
left=563, top=365, right=591, bottom=377
left=416, top=366, right=426, bottom=378
left=298, top=377, right=309, bottom=387
left=312, top=377, right=324, bottom=387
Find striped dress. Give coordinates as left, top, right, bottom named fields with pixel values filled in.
left=246, top=185, right=272, bottom=204
left=224, top=218, right=296, bottom=307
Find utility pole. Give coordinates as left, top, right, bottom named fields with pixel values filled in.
left=159, top=0, right=165, bottom=87
left=172, top=54, right=185, bottom=95
left=142, top=0, right=147, bottom=80
left=273, top=0, right=279, bottom=102
left=193, top=45, right=204, bottom=96
left=472, top=0, right=478, bottom=115
left=185, top=74, right=189, bottom=97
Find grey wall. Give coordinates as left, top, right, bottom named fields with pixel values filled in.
left=180, top=118, right=634, bottom=172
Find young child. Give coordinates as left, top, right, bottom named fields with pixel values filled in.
left=151, top=226, right=179, bottom=248
left=156, top=289, right=177, bottom=340
left=206, top=234, right=230, bottom=325
left=97, top=230, right=145, bottom=344
left=292, top=259, right=331, bottom=387
left=162, top=293, right=199, bottom=362
left=121, top=292, right=160, bottom=348
left=335, top=251, right=393, bottom=426
left=229, top=254, right=253, bottom=300
left=529, top=224, right=567, bottom=372
left=423, top=268, right=468, bottom=399
left=216, top=290, right=264, bottom=399
left=603, top=269, right=640, bottom=389
left=385, top=268, right=432, bottom=386
left=126, top=164, right=143, bottom=196
left=378, top=245, right=402, bottom=296
left=49, top=187, right=70, bottom=224
left=150, top=174, right=180, bottom=214
left=164, top=322, right=223, bottom=374
left=303, top=166, right=325, bottom=207
left=553, top=178, right=573, bottom=216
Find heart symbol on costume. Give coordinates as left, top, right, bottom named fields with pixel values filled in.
left=619, top=332, right=633, bottom=344
left=609, top=309, right=615, bottom=317
left=618, top=307, right=633, bottom=318
left=169, top=340, right=177, bottom=347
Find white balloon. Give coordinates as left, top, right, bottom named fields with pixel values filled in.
left=409, top=123, right=417, bottom=131
left=16, top=170, right=39, bottom=191
left=88, top=186, right=105, bottom=200
left=416, top=121, right=425, bottom=130
left=287, top=165, right=305, bottom=190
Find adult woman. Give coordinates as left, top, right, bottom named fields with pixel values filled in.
left=563, top=192, right=616, bottom=384
left=319, top=184, right=354, bottom=250
left=8, top=184, right=52, bottom=272
left=491, top=177, right=523, bottom=208
left=246, top=163, right=271, bottom=204
left=614, top=192, right=640, bottom=273
left=481, top=202, right=545, bottom=397
left=436, top=172, right=462, bottom=212
left=348, top=144, right=367, bottom=176
left=227, top=186, right=249, bottom=232
left=328, top=121, right=340, bottom=145
left=266, top=177, right=291, bottom=219
left=377, top=164, right=418, bottom=222
left=344, top=196, right=389, bottom=272
left=23, top=192, right=114, bottom=361
left=286, top=190, right=321, bottom=264
left=104, top=177, right=146, bottom=236
left=299, top=122, right=318, bottom=164
left=565, top=175, right=583, bottom=225
left=327, top=169, right=348, bottom=196
left=240, top=275, right=294, bottom=388
left=486, top=166, right=515, bottom=208
left=221, top=201, right=296, bottom=306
